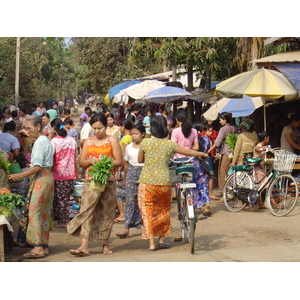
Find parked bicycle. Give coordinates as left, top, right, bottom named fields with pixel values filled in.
left=223, top=148, right=299, bottom=216
left=170, top=157, right=197, bottom=253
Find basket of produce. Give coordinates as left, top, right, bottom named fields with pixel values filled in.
left=0, top=188, right=24, bottom=218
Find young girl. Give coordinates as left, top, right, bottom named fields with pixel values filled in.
left=116, top=123, right=145, bottom=238
left=143, top=109, right=152, bottom=138
left=63, top=118, right=78, bottom=141
left=138, top=115, right=207, bottom=251
left=114, top=118, right=133, bottom=223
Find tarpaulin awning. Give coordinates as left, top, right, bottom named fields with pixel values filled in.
left=274, top=63, right=300, bottom=94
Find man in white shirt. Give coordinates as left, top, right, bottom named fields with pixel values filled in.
left=80, top=111, right=95, bottom=148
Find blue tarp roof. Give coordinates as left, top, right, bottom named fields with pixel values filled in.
left=275, top=63, right=300, bottom=94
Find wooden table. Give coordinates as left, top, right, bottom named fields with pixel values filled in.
left=294, top=158, right=300, bottom=170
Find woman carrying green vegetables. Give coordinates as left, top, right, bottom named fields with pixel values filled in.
left=67, top=113, right=123, bottom=256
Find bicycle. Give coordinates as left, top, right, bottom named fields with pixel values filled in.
left=170, top=157, right=197, bottom=253
left=223, top=148, right=299, bottom=217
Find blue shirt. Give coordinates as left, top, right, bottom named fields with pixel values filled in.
left=31, top=135, right=53, bottom=168
left=0, top=132, right=20, bottom=153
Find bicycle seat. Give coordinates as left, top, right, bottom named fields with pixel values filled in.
left=231, top=165, right=252, bottom=172
left=247, top=157, right=262, bottom=164
left=176, top=165, right=195, bottom=175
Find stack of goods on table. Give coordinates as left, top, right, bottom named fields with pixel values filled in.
left=69, top=180, right=83, bottom=219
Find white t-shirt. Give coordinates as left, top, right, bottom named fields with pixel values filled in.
left=124, top=143, right=144, bottom=167
left=80, top=122, right=94, bottom=141
left=280, top=125, right=300, bottom=153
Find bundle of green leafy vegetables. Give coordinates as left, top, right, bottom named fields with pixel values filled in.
left=0, top=154, right=11, bottom=174
left=0, top=191, right=24, bottom=217
left=224, top=133, right=238, bottom=151
left=88, top=155, right=114, bottom=187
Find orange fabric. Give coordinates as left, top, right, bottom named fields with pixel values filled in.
left=85, top=136, right=117, bottom=181
left=138, top=183, right=172, bottom=239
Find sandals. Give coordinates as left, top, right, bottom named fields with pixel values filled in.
left=23, top=251, right=45, bottom=259
left=102, top=249, right=113, bottom=255
left=69, top=249, right=89, bottom=256
left=158, top=242, right=170, bottom=249
left=203, top=211, right=212, bottom=216
left=116, top=233, right=129, bottom=239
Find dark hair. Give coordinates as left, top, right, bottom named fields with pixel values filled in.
left=39, top=101, right=44, bottom=105
left=127, top=115, right=136, bottom=123
left=30, top=103, right=37, bottom=109
left=11, top=110, right=18, bottom=118
left=192, top=121, right=203, bottom=133
left=64, top=109, right=71, bottom=115
left=84, top=106, right=91, bottom=112
left=4, top=120, right=16, bottom=132
left=219, top=112, right=232, bottom=124
left=150, top=115, right=169, bottom=139
left=132, top=123, right=146, bottom=134
left=63, top=118, right=74, bottom=126
left=50, top=118, right=67, bottom=137
left=41, top=113, right=50, bottom=119
left=176, top=112, right=192, bottom=138
left=19, top=107, right=26, bottom=114
left=290, top=115, right=300, bottom=123
left=0, top=111, right=4, bottom=121
left=119, top=118, right=132, bottom=130
left=257, top=130, right=269, bottom=142
left=16, top=153, right=27, bottom=169
left=203, top=124, right=213, bottom=132
left=106, top=113, right=115, bottom=120
left=90, top=113, right=107, bottom=127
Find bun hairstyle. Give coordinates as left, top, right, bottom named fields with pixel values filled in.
left=50, top=118, right=67, bottom=137
left=218, top=112, right=233, bottom=124
left=176, top=112, right=192, bottom=138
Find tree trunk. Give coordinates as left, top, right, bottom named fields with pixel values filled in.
left=187, top=65, right=194, bottom=124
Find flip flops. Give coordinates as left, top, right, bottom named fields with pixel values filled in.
left=116, top=233, right=128, bottom=239
left=158, top=243, right=170, bottom=249
left=203, top=211, right=212, bottom=216
left=23, top=251, right=45, bottom=259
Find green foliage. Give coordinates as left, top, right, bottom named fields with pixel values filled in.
left=225, top=133, right=238, bottom=151
left=0, top=192, right=24, bottom=217
left=88, top=155, right=114, bottom=186
left=0, top=155, right=11, bottom=174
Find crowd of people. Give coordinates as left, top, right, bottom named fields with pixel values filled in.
left=0, top=97, right=300, bottom=258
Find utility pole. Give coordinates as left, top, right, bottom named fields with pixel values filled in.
left=15, top=37, right=20, bottom=106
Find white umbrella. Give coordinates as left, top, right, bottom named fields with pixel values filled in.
left=203, top=95, right=263, bottom=121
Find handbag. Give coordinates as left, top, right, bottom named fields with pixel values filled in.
left=8, top=162, right=24, bottom=182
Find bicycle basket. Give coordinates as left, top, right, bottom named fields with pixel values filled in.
left=274, top=150, right=297, bottom=172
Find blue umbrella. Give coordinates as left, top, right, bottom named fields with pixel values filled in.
left=143, top=86, right=192, bottom=103
left=219, top=95, right=263, bottom=117
left=108, top=80, right=141, bottom=100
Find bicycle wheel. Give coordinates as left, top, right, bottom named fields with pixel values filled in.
left=223, top=171, right=253, bottom=212
left=185, top=189, right=196, bottom=254
left=267, top=173, right=299, bottom=217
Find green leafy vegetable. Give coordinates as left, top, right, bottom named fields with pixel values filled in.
left=88, top=155, right=114, bottom=186
left=0, top=154, right=11, bottom=174
left=0, top=192, right=24, bottom=217
left=224, top=133, right=238, bottom=151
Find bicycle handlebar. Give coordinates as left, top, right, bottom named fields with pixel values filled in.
left=170, top=157, right=194, bottom=164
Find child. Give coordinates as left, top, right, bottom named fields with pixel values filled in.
left=116, top=123, right=145, bottom=238
left=63, top=118, right=78, bottom=142
left=114, top=118, right=133, bottom=222
left=143, top=109, right=152, bottom=138
left=62, top=109, right=71, bottom=122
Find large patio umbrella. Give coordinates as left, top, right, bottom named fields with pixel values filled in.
left=113, top=80, right=165, bottom=105
left=215, top=68, right=299, bottom=129
left=108, top=80, right=141, bottom=100
left=143, top=86, right=192, bottom=103
left=203, top=95, right=264, bottom=121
